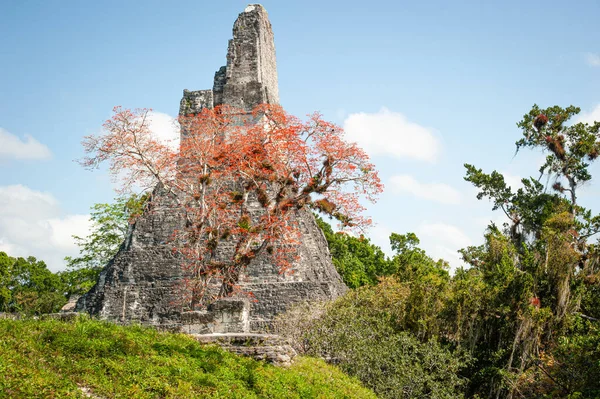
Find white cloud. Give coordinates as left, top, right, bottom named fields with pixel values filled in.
left=575, top=104, right=600, bottom=125
left=0, top=185, right=91, bottom=272
left=434, top=246, right=465, bottom=270
left=418, top=222, right=472, bottom=271
left=0, top=239, right=17, bottom=256
left=343, top=107, right=441, bottom=162
left=419, top=223, right=472, bottom=249
left=389, top=174, right=461, bottom=204
left=47, top=215, right=92, bottom=251
left=0, top=128, right=52, bottom=160
left=335, top=108, right=347, bottom=121
left=585, top=53, right=600, bottom=67
left=147, top=111, right=180, bottom=150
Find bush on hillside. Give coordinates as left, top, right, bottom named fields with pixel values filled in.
left=274, top=278, right=469, bottom=399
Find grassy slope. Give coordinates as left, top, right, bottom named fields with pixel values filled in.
left=0, top=317, right=376, bottom=399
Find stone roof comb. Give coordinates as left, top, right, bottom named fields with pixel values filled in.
left=180, top=4, right=279, bottom=116
left=215, top=4, right=279, bottom=111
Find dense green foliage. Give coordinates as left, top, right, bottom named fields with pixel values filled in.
left=455, top=105, right=600, bottom=398
left=275, top=233, right=462, bottom=398
left=315, top=215, right=390, bottom=288
left=274, top=278, right=468, bottom=399
left=0, top=252, right=66, bottom=314
left=318, top=216, right=452, bottom=341
left=0, top=317, right=376, bottom=399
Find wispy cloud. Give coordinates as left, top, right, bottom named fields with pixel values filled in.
left=343, top=108, right=441, bottom=163
left=0, top=128, right=52, bottom=160
left=389, top=174, right=461, bottom=204
left=585, top=53, right=600, bottom=67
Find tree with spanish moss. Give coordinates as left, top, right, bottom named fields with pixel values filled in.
left=461, top=104, right=600, bottom=398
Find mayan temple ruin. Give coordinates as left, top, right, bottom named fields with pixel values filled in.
left=76, top=4, right=347, bottom=334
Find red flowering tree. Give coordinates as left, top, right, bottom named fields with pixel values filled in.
left=81, top=104, right=382, bottom=307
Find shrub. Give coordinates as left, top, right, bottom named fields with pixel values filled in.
left=274, top=278, right=469, bottom=399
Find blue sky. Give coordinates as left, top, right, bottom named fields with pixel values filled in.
left=1, top=0, right=599, bottom=271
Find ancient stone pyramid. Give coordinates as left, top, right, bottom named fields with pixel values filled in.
left=76, top=4, right=347, bottom=332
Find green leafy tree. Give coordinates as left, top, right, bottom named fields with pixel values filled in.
left=458, top=104, right=600, bottom=398
left=61, top=194, right=148, bottom=296
left=516, top=105, right=600, bottom=216
left=0, top=252, right=14, bottom=311
left=0, top=252, right=66, bottom=314
left=388, top=233, right=451, bottom=340
left=295, top=104, right=600, bottom=398
left=276, top=229, right=470, bottom=398
left=530, top=326, right=600, bottom=398
left=315, top=215, right=391, bottom=288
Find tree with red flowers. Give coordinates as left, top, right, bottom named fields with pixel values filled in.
left=81, top=104, right=382, bottom=307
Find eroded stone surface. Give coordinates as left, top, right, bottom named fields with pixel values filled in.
left=180, top=298, right=250, bottom=334
left=180, top=5, right=278, bottom=116
left=76, top=4, right=347, bottom=334
left=192, top=333, right=297, bottom=367
left=60, top=295, right=80, bottom=312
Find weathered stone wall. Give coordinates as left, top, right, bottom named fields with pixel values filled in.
left=220, top=4, right=279, bottom=110
left=76, top=184, right=346, bottom=331
left=193, top=333, right=297, bottom=367
left=212, top=66, right=227, bottom=106
left=60, top=295, right=80, bottom=312
left=181, top=4, right=279, bottom=121
left=180, top=298, right=250, bottom=334
left=179, top=89, right=213, bottom=115
left=76, top=4, right=347, bottom=333
left=76, top=186, right=185, bottom=330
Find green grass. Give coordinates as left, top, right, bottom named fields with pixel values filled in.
left=0, top=317, right=376, bottom=399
